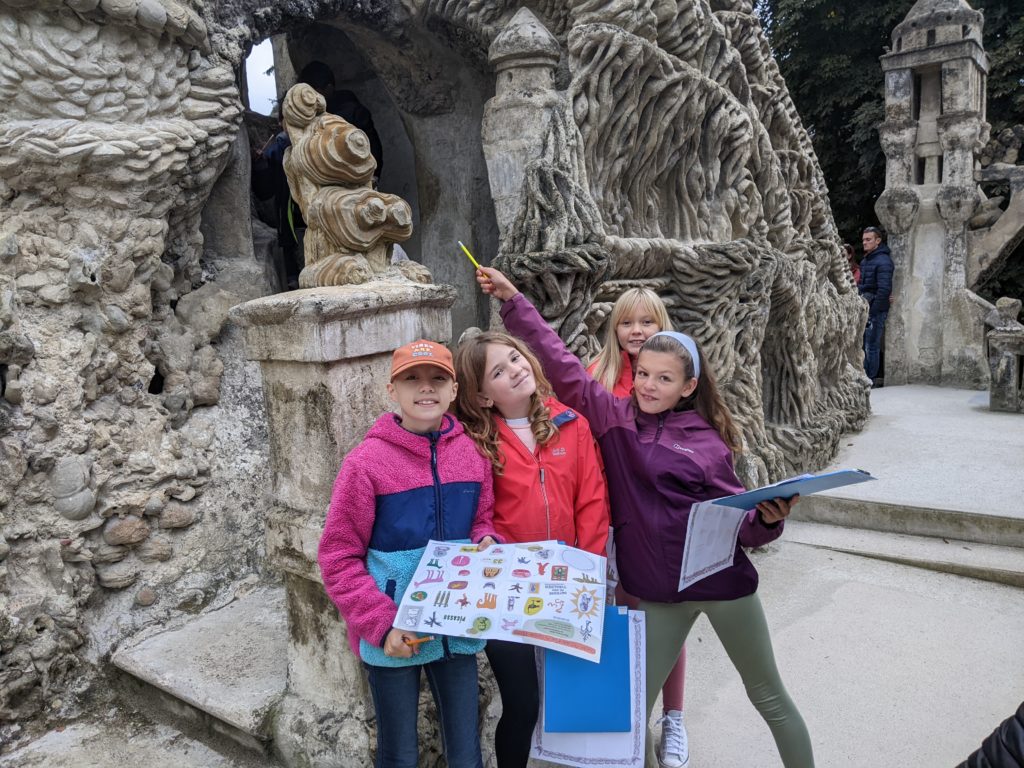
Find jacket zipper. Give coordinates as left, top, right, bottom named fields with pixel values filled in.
left=654, top=413, right=666, bottom=442
left=430, top=433, right=443, bottom=540
left=430, top=432, right=452, bottom=658
left=539, top=466, right=552, bottom=539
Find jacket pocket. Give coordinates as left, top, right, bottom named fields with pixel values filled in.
left=384, top=579, right=397, bottom=600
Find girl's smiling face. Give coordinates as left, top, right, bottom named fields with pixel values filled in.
left=616, top=309, right=661, bottom=358
left=478, top=343, right=537, bottom=420
left=633, top=350, right=697, bottom=414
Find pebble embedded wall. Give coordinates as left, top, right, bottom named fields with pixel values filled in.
left=0, top=0, right=269, bottom=728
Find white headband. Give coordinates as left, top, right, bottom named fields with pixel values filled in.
left=650, top=331, right=701, bottom=379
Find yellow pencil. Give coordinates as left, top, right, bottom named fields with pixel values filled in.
left=458, top=241, right=482, bottom=270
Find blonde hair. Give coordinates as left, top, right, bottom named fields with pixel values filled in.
left=640, top=334, right=740, bottom=452
left=591, top=288, right=672, bottom=392
left=453, top=332, right=558, bottom=473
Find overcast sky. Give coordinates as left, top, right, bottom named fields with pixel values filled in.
left=246, top=39, right=277, bottom=116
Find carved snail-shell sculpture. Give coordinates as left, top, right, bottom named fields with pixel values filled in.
left=281, top=83, right=429, bottom=287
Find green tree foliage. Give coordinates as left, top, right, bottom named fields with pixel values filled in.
left=756, top=0, right=1024, bottom=245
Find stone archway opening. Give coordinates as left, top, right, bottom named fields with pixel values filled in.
left=218, top=8, right=501, bottom=336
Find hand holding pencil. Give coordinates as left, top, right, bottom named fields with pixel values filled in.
left=456, top=241, right=519, bottom=301
left=384, top=628, right=430, bottom=658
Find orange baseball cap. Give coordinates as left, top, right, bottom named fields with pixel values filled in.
left=390, top=339, right=456, bottom=380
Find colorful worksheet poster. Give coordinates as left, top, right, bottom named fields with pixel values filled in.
left=395, top=540, right=607, bottom=662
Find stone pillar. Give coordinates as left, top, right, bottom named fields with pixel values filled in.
left=878, top=0, right=990, bottom=388
left=481, top=7, right=562, bottom=241
left=986, top=298, right=1024, bottom=413
left=229, top=283, right=456, bottom=768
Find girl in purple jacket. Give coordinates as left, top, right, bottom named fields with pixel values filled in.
left=477, top=269, right=814, bottom=768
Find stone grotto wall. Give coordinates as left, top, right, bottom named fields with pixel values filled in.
left=0, top=0, right=272, bottom=733
left=0, top=0, right=871, bottom=748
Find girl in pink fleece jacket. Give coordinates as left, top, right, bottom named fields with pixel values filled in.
left=318, top=339, right=498, bottom=768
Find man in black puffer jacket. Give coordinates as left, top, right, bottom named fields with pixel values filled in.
left=858, top=226, right=894, bottom=385
left=958, top=701, right=1024, bottom=767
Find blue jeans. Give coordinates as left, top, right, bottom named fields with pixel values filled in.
left=364, top=654, right=483, bottom=768
left=863, top=311, right=888, bottom=380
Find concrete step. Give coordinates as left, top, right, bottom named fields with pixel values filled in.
left=793, top=494, right=1024, bottom=549
left=784, top=520, right=1024, bottom=588
left=111, top=585, right=288, bottom=758
left=792, top=385, right=1024, bottom=548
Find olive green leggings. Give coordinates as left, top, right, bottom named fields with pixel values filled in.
left=639, top=592, right=814, bottom=768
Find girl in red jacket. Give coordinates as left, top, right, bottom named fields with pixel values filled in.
left=454, top=331, right=609, bottom=768
left=588, top=288, right=690, bottom=768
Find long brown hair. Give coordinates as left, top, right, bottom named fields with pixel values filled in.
left=590, top=288, right=672, bottom=392
left=453, top=332, right=558, bottom=473
left=639, top=334, right=741, bottom=452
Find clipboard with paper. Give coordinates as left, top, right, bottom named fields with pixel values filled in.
left=678, top=469, right=875, bottom=591
left=532, top=606, right=647, bottom=767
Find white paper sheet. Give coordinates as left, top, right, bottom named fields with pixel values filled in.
left=677, top=500, right=749, bottom=591
left=394, top=540, right=607, bottom=661
left=530, top=609, right=647, bottom=767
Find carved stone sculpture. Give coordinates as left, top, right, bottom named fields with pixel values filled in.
left=281, top=83, right=429, bottom=287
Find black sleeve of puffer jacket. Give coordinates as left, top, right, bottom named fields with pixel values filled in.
left=957, top=702, right=1024, bottom=768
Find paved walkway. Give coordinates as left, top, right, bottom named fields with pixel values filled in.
left=806, top=385, right=1024, bottom=521
left=661, top=541, right=1024, bottom=768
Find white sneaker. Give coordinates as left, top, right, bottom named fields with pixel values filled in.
left=657, top=709, right=690, bottom=768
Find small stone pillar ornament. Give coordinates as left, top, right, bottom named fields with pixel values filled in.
left=281, top=84, right=431, bottom=287
left=230, top=283, right=456, bottom=766
left=985, top=297, right=1024, bottom=413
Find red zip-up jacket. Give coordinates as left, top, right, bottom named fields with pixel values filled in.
left=491, top=397, right=609, bottom=556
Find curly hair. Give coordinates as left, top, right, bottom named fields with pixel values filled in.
left=453, top=332, right=558, bottom=473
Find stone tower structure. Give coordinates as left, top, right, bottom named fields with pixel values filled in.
left=876, top=0, right=991, bottom=387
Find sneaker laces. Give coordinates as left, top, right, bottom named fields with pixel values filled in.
left=657, top=711, right=689, bottom=766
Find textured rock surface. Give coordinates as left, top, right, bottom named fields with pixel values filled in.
left=0, top=0, right=272, bottom=734
left=2, top=0, right=872, bottom=762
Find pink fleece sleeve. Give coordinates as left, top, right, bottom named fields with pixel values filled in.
left=318, top=457, right=396, bottom=649
left=469, top=455, right=499, bottom=544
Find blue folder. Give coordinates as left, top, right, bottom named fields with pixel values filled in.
left=713, top=469, right=875, bottom=509
left=543, top=606, right=631, bottom=733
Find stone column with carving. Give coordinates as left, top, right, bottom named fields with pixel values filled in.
left=985, top=297, right=1024, bottom=413
left=481, top=7, right=563, bottom=242
left=876, top=66, right=921, bottom=385
left=878, top=0, right=990, bottom=388
left=230, top=283, right=456, bottom=768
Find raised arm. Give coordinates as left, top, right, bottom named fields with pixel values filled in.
left=477, top=267, right=623, bottom=437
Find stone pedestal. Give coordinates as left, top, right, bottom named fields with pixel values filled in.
left=987, top=329, right=1024, bottom=413
left=229, top=282, right=456, bottom=768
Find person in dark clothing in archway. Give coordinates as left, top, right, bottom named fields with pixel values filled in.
left=859, top=226, right=894, bottom=387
